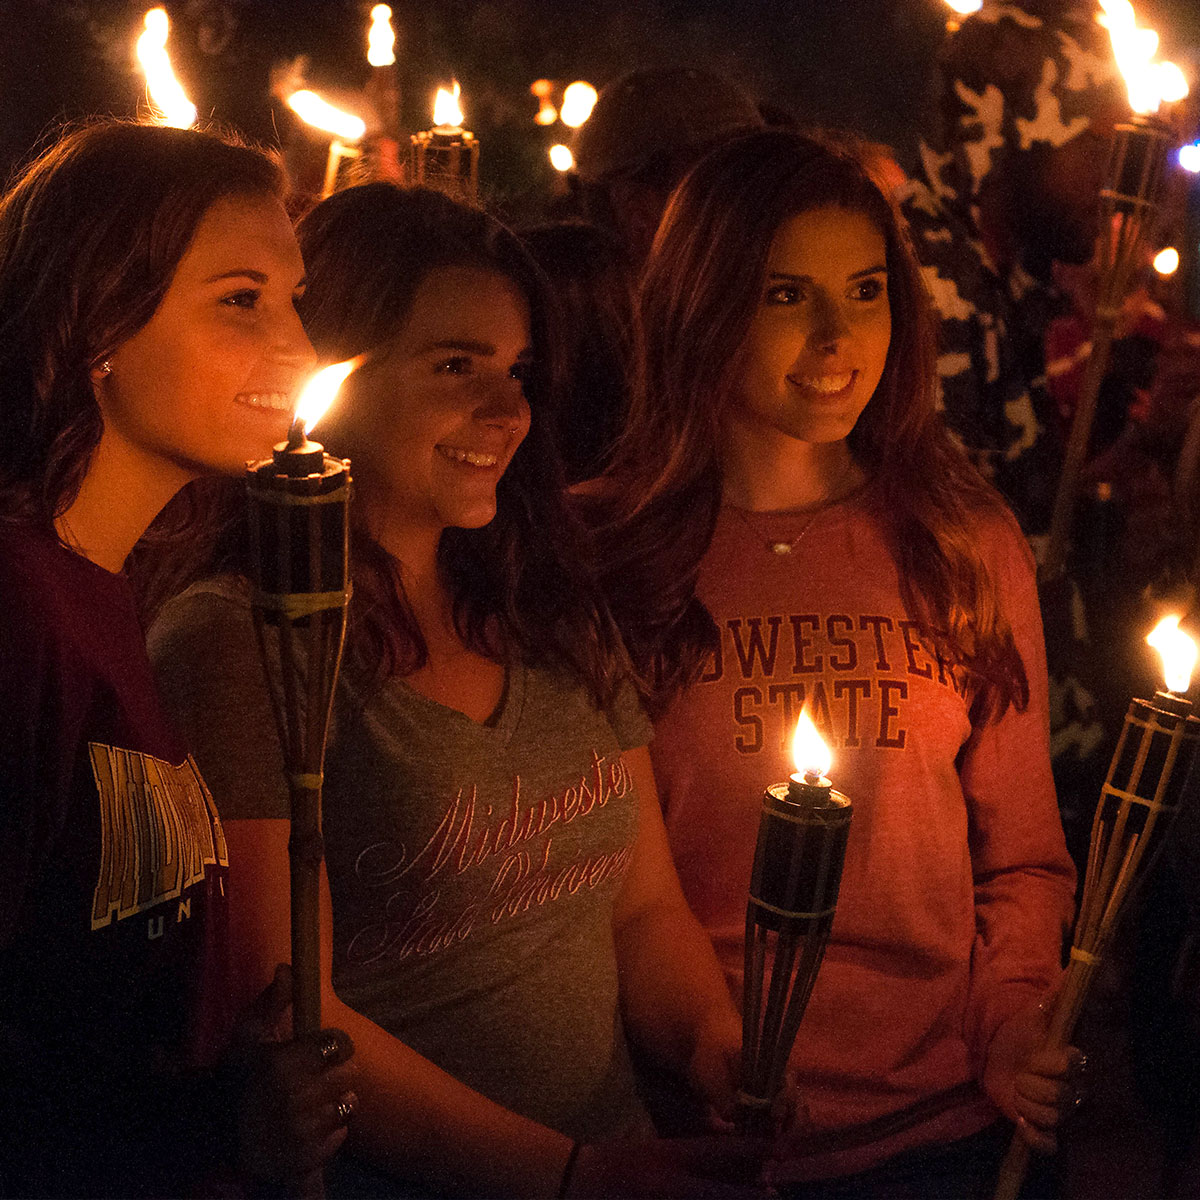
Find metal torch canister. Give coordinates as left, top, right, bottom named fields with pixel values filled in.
left=1104, top=115, right=1173, bottom=215
left=738, top=774, right=852, bottom=1134
left=409, top=128, right=479, bottom=201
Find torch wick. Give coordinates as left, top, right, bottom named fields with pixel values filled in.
left=803, top=769, right=821, bottom=785
left=286, top=417, right=307, bottom=450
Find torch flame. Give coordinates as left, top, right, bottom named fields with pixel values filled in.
left=294, top=359, right=358, bottom=437
left=945, top=0, right=983, bottom=14
left=549, top=144, right=575, bottom=172
left=791, top=712, right=832, bottom=781
left=1153, top=246, right=1180, bottom=275
left=1147, top=615, right=1197, bottom=695
left=531, top=79, right=558, bottom=126
left=367, top=5, right=396, bottom=67
left=136, top=8, right=196, bottom=129
left=559, top=82, right=598, bottom=128
left=287, top=90, right=366, bottom=142
left=433, top=81, right=464, bottom=130
left=1098, top=1, right=1189, bottom=114
left=1181, top=143, right=1200, bottom=174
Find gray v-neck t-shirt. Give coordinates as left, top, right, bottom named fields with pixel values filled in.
left=149, top=580, right=652, bottom=1142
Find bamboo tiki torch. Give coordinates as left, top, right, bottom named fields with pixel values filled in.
left=410, top=81, right=479, bottom=202
left=245, top=361, right=356, bottom=1039
left=993, top=616, right=1200, bottom=1200
left=738, top=714, right=853, bottom=1135
left=1042, top=0, right=1188, bottom=581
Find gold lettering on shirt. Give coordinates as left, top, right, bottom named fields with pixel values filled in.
left=88, top=744, right=228, bottom=931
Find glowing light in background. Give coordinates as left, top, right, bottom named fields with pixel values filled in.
left=1147, top=614, right=1198, bottom=694
left=367, top=5, right=395, bottom=67
left=432, top=81, right=464, bottom=130
left=1180, top=142, right=1200, bottom=173
left=559, top=82, right=598, bottom=128
left=1098, top=1, right=1189, bottom=114
left=549, top=144, right=575, bottom=172
left=945, top=0, right=983, bottom=13
left=136, top=8, right=196, bottom=129
left=1153, top=246, right=1180, bottom=275
left=287, top=90, right=366, bottom=141
left=531, top=79, right=558, bottom=125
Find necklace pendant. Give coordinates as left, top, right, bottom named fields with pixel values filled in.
left=772, top=541, right=794, bottom=555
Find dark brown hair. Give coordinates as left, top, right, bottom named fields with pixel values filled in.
left=176, top=184, right=627, bottom=705
left=591, top=129, right=1028, bottom=721
left=0, top=120, right=285, bottom=530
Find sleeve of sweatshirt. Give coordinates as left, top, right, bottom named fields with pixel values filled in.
left=960, top=514, right=1076, bottom=1074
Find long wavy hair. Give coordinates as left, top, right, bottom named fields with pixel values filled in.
left=150, top=184, right=627, bottom=705
left=0, top=120, right=284, bottom=531
left=591, top=129, right=1028, bottom=721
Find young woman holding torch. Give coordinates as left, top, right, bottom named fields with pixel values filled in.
left=585, top=128, right=1081, bottom=1198
left=0, top=121, right=357, bottom=1197
left=147, top=183, right=765, bottom=1198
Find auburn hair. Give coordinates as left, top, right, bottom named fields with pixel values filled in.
left=589, top=129, right=1028, bottom=722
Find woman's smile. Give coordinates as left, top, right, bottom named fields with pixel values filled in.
left=786, top=368, right=858, bottom=398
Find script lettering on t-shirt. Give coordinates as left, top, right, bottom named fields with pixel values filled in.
left=347, top=750, right=636, bottom=965
left=702, top=612, right=967, bottom=756
left=88, top=744, right=228, bottom=931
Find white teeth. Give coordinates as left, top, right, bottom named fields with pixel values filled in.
left=235, top=392, right=291, bottom=411
left=437, top=445, right=499, bottom=468
left=797, top=372, right=854, bottom=394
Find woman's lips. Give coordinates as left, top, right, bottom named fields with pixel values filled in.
left=786, top=369, right=858, bottom=398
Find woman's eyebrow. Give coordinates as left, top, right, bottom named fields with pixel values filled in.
left=768, top=266, right=888, bottom=282
left=203, top=268, right=269, bottom=284
left=417, top=338, right=497, bottom=356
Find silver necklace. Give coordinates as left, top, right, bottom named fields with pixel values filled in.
left=728, top=463, right=855, bottom=556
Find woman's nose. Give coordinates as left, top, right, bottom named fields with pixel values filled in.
left=476, top=374, right=531, bottom=429
left=275, top=305, right=318, bottom=374
left=809, top=296, right=850, bottom=352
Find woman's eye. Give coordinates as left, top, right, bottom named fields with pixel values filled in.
left=765, top=284, right=803, bottom=305
left=509, top=361, right=531, bottom=385
left=221, top=289, right=261, bottom=310
left=853, top=277, right=886, bottom=302
left=435, top=356, right=473, bottom=376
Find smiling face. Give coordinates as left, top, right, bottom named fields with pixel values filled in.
left=95, top=194, right=315, bottom=485
left=731, top=205, right=892, bottom=451
left=329, top=265, right=533, bottom=537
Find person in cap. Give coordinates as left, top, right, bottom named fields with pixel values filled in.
left=575, top=68, right=766, bottom=265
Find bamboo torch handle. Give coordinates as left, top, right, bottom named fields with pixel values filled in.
left=994, top=1135, right=1032, bottom=1200
left=289, top=785, right=324, bottom=1037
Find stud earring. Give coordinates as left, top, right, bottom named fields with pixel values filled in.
left=97, top=359, right=112, bottom=377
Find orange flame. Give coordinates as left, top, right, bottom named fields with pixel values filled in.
left=433, top=81, right=464, bottom=130
left=559, top=81, right=598, bottom=128
left=367, top=4, right=396, bottom=67
left=531, top=79, right=558, bottom=126
left=287, top=90, right=366, bottom=141
left=1153, top=246, right=1180, bottom=275
left=1147, top=615, right=1197, bottom=694
left=791, top=712, right=832, bottom=781
left=136, top=8, right=196, bottom=129
left=549, top=144, right=574, bottom=172
left=944, top=0, right=982, bottom=14
left=294, top=359, right=358, bottom=437
left=1098, top=0, right=1189, bottom=114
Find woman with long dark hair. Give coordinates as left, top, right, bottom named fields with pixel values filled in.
left=589, top=129, right=1079, bottom=1196
left=0, top=121, right=355, bottom=1198
left=148, top=183, right=756, bottom=1198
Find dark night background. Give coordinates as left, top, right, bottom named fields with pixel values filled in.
left=1, top=0, right=1198, bottom=208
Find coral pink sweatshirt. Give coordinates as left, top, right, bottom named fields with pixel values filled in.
left=651, top=491, right=1075, bottom=1181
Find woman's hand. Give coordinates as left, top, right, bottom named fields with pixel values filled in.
left=686, top=1005, right=744, bottom=1129
left=982, top=997, right=1083, bottom=1155
left=231, top=964, right=359, bottom=1195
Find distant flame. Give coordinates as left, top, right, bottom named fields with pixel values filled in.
left=1098, top=1, right=1189, bottom=114
left=433, top=81, right=464, bottom=130
left=531, top=79, right=558, bottom=126
left=367, top=4, right=396, bottom=67
left=1153, top=246, right=1180, bottom=275
left=1181, top=143, right=1200, bottom=173
left=945, top=0, right=982, bottom=14
left=791, top=712, right=832, bottom=781
left=287, top=90, right=366, bottom=142
left=549, top=144, right=574, bottom=172
left=1147, top=615, right=1197, bottom=694
left=559, top=82, right=598, bottom=128
left=294, top=359, right=358, bottom=437
left=136, top=8, right=196, bottom=129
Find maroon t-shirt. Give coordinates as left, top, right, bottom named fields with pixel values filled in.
left=0, top=524, right=230, bottom=1197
